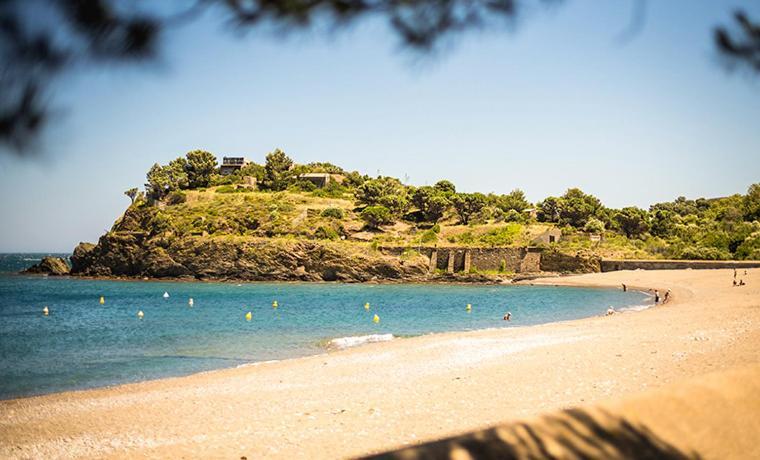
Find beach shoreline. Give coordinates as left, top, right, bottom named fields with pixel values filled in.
left=1, top=268, right=758, bottom=459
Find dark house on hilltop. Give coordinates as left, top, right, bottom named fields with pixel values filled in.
left=220, top=157, right=250, bottom=175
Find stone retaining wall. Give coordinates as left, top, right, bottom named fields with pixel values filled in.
left=601, top=259, right=760, bottom=272
left=380, top=247, right=546, bottom=274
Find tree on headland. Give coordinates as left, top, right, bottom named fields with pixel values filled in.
left=649, top=209, right=676, bottom=238
left=614, top=207, right=650, bottom=239
left=185, top=150, right=217, bottom=188
left=433, top=180, right=456, bottom=195
left=124, top=187, right=138, bottom=204
left=263, top=149, right=294, bottom=191
left=558, top=188, right=604, bottom=228
left=492, top=189, right=530, bottom=213
left=144, top=158, right=189, bottom=200
left=355, top=177, right=407, bottom=207
left=145, top=163, right=171, bottom=200
left=412, top=186, right=450, bottom=222
left=361, top=205, right=393, bottom=229
left=744, top=183, right=760, bottom=221
left=166, top=158, right=190, bottom=190
left=537, top=196, right=562, bottom=223
left=451, top=193, right=487, bottom=225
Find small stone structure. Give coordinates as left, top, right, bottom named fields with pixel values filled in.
left=298, top=173, right=344, bottom=188
left=241, top=176, right=257, bottom=189
left=532, top=228, right=562, bottom=245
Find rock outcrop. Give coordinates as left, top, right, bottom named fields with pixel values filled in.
left=71, top=234, right=430, bottom=282
left=22, top=256, right=70, bottom=275
left=539, top=249, right=601, bottom=273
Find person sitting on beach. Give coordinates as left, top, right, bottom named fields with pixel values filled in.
left=606, top=307, right=615, bottom=316
left=503, top=312, right=512, bottom=321
left=739, top=279, right=746, bottom=286
left=654, top=290, right=660, bottom=304
left=733, top=279, right=738, bottom=287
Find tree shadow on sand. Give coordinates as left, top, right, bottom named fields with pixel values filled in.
left=361, top=407, right=699, bottom=460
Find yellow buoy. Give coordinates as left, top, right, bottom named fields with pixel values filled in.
left=42, top=306, right=49, bottom=316
left=466, top=303, right=472, bottom=312
left=188, top=298, right=194, bottom=307
left=99, top=296, right=105, bottom=305
left=272, top=300, right=278, bottom=309
left=137, top=310, right=144, bottom=319
left=245, top=311, right=252, bottom=321
left=364, top=302, right=370, bottom=311
left=373, top=314, right=380, bottom=324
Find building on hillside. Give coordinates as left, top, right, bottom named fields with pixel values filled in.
left=532, top=228, right=562, bottom=245
left=220, top=157, right=250, bottom=175
left=298, top=173, right=344, bottom=188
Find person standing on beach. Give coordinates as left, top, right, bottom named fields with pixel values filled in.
left=654, top=290, right=660, bottom=304
left=622, top=283, right=627, bottom=292
left=664, top=290, right=671, bottom=303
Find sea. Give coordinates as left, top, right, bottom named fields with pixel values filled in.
left=0, top=253, right=651, bottom=400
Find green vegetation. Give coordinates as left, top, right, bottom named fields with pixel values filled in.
left=361, top=206, right=393, bottom=229
left=127, top=148, right=760, bottom=260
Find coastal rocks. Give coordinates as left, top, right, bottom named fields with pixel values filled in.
left=22, top=256, right=70, bottom=275
left=540, top=249, right=601, bottom=273
left=71, top=242, right=96, bottom=273
left=70, top=234, right=430, bottom=282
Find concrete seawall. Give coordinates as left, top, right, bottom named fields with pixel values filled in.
left=601, top=259, right=760, bottom=272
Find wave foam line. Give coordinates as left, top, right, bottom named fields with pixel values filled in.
left=327, top=333, right=395, bottom=350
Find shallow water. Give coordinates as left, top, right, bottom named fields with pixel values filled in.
left=0, top=255, right=650, bottom=399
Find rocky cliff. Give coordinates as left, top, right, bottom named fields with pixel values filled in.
left=69, top=203, right=599, bottom=282
left=71, top=235, right=430, bottom=282
left=22, top=256, right=71, bottom=275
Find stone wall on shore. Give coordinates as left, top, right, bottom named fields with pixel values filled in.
left=601, top=259, right=760, bottom=272
left=380, top=247, right=571, bottom=274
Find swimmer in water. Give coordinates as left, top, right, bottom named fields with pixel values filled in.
left=503, top=312, right=512, bottom=321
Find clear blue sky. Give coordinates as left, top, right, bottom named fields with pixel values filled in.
left=1, top=0, right=758, bottom=252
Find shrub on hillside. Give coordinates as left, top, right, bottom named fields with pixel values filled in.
left=678, top=245, right=731, bottom=260
left=315, top=226, right=340, bottom=240
left=503, top=209, right=522, bottom=223
left=215, top=185, right=238, bottom=194
left=166, top=191, right=186, bottom=205
left=583, top=217, right=606, bottom=233
left=321, top=207, right=345, bottom=219
left=360, top=205, right=393, bottom=229
left=419, top=229, right=438, bottom=244
left=289, top=180, right=317, bottom=192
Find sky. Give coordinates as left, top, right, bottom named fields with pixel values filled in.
left=1, top=0, right=759, bottom=252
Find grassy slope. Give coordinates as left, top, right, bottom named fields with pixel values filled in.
left=153, top=187, right=655, bottom=259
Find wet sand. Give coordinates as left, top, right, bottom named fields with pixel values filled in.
left=1, top=269, right=758, bottom=459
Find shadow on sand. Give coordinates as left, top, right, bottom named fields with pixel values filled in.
left=361, top=407, right=699, bottom=460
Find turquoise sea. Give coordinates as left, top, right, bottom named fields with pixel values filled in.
left=0, top=254, right=651, bottom=400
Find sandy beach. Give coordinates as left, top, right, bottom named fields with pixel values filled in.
left=1, top=268, right=758, bottom=459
